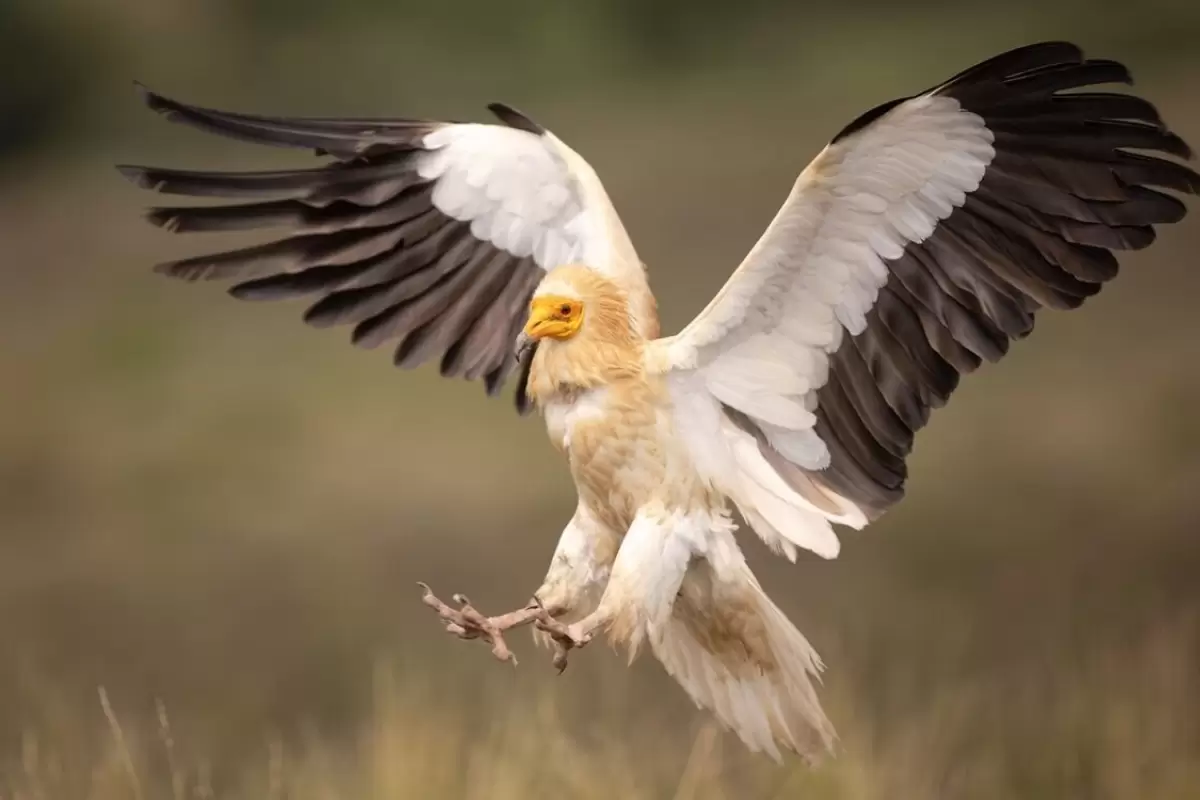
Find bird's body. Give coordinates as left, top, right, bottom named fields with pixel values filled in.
left=525, top=265, right=837, bottom=757
left=121, top=41, right=1198, bottom=761
left=528, top=268, right=703, bottom=530
left=542, top=378, right=684, bottom=533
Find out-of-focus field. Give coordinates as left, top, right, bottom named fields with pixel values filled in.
left=1, top=1, right=1199, bottom=797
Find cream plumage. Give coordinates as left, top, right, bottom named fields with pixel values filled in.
left=121, top=42, right=1198, bottom=760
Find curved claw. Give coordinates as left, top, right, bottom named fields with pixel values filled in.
left=534, top=616, right=593, bottom=674
left=444, top=622, right=482, bottom=640
left=417, top=582, right=438, bottom=608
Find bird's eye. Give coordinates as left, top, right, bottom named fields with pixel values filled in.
left=559, top=303, right=573, bottom=317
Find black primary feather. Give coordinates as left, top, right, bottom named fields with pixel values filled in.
left=791, top=42, right=1199, bottom=518
left=121, top=87, right=546, bottom=412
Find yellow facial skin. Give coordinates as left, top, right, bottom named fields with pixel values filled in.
left=524, top=295, right=584, bottom=341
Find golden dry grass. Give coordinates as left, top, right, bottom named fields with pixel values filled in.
left=4, top=616, right=1197, bottom=799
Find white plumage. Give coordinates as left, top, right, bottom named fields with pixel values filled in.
left=420, top=125, right=589, bottom=267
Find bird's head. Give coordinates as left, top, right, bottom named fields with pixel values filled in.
left=518, top=264, right=642, bottom=396
left=522, top=290, right=585, bottom=344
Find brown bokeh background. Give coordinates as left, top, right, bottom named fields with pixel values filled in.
left=2, top=1, right=1199, bottom=797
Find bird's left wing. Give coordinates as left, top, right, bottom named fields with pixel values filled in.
left=119, top=88, right=656, bottom=413
left=651, top=42, right=1199, bottom=560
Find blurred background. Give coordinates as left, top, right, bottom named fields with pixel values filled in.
left=2, top=1, right=1199, bottom=797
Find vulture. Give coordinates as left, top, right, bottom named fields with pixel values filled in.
left=121, top=42, right=1198, bottom=761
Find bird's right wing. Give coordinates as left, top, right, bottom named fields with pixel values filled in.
left=119, top=88, right=657, bottom=413
left=651, top=42, right=1198, bottom=561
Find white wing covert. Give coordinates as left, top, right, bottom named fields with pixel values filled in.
left=656, top=42, right=1199, bottom=560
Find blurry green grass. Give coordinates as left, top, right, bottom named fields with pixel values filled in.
left=2, top=4, right=1200, bottom=797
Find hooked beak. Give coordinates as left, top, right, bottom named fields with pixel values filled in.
left=514, top=330, right=535, bottom=361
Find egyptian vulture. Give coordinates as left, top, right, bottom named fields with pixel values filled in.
left=121, top=42, right=1198, bottom=761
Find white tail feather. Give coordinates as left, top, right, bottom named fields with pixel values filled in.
left=648, top=541, right=837, bottom=762
left=739, top=507, right=799, bottom=562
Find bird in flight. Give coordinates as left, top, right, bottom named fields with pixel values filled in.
left=121, top=42, right=1197, bottom=761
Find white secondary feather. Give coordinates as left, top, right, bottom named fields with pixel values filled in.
left=654, top=93, right=995, bottom=559
left=416, top=123, right=658, bottom=338
left=757, top=422, right=828, bottom=470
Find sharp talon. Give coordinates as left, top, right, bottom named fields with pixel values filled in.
left=417, top=582, right=440, bottom=609
left=452, top=593, right=470, bottom=606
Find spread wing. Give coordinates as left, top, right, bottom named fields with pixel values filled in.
left=119, top=87, right=655, bottom=413
left=655, top=42, right=1199, bottom=560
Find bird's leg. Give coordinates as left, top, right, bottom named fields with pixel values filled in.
left=544, top=511, right=688, bottom=670
left=525, top=509, right=622, bottom=672
left=418, top=508, right=620, bottom=671
left=417, top=583, right=573, bottom=667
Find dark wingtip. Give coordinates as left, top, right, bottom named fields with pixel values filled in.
left=1093, top=58, right=1135, bottom=87
left=133, top=82, right=168, bottom=113
left=152, top=259, right=214, bottom=282
left=143, top=207, right=178, bottom=231
left=151, top=261, right=186, bottom=280
left=487, top=103, right=546, bottom=134
left=116, top=164, right=153, bottom=188
left=134, top=82, right=200, bottom=126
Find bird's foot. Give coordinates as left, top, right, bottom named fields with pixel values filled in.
left=418, top=582, right=567, bottom=667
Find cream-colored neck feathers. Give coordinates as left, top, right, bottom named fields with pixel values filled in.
left=527, top=265, right=644, bottom=404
